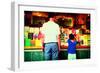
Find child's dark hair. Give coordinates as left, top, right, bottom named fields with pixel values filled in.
left=69, top=34, right=74, bottom=40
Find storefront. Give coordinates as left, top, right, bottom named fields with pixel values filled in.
left=24, top=11, right=90, bottom=61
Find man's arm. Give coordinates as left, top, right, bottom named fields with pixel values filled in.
left=56, top=25, right=61, bottom=51
left=57, top=34, right=61, bottom=51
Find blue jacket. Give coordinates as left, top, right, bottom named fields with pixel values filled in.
left=67, top=39, right=77, bottom=54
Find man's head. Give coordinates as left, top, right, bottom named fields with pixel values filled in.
left=49, top=17, right=54, bottom=21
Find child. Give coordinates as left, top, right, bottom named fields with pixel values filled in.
left=67, top=34, right=77, bottom=60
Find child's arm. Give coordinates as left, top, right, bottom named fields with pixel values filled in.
left=75, top=34, right=80, bottom=42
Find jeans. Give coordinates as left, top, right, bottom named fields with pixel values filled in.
left=44, top=42, right=58, bottom=60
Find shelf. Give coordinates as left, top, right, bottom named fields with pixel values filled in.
left=24, top=46, right=43, bottom=50
left=60, top=45, right=90, bottom=49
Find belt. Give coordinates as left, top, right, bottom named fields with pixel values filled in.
left=45, top=42, right=57, bottom=44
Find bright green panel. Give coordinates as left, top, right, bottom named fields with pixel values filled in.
left=24, top=38, right=31, bottom=46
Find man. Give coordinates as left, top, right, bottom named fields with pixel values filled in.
left=41, top=16, right=60, bottom=60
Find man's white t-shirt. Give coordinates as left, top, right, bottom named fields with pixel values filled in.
left=41, top=21, right=60, bottom=43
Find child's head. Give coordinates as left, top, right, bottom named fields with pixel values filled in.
left=69, top=34, right=74, bottom=40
